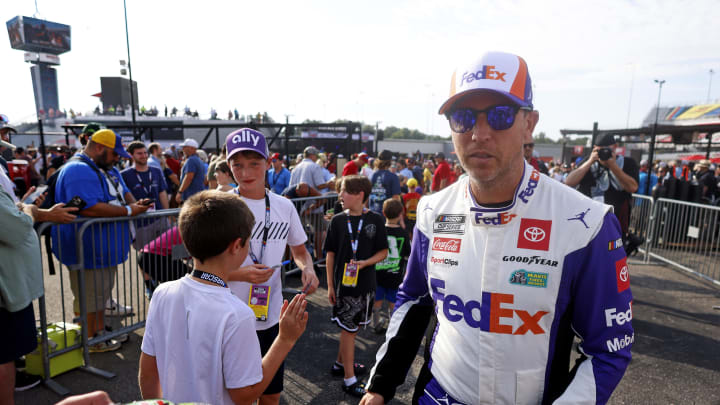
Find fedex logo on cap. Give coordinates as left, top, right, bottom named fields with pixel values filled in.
left=461, top=65, right=506, bottom=84
left=440, top=51, right=533, bottom=115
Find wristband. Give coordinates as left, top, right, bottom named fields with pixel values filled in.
left=125, top=205, right=132, bottom=216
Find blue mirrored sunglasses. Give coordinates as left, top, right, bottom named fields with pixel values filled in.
left=445, top=105, right=531, bottom=133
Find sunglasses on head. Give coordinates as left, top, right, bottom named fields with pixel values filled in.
left=523, top=143, right=534, bottom=148
left=446, top=105, right=531, bottom=133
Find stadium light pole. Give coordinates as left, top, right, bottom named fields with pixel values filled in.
left=123, top=0, right=138, bottom=140
left=374, top=121, right=381, bottom=156
left=708, top=69, right=714, bottom=103
left=647, top=79, right=665, bottom=195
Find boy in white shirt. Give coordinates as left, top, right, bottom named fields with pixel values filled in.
left=224, top=128, right=319, bottom=405
left=138, top=190, right=308, bottom=405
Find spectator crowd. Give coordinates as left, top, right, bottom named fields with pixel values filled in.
left=0, top=110, right=717, bottom=405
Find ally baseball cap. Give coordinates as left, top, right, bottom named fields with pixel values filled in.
left=226, top=128, right=269, bottom=160
left=438, top=51, right=533, bottom=115
left=91, top=129, right=131, bottom=159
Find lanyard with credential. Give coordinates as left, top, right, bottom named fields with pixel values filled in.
left=135, top=168, right=153, bottom=196
left=346, top=211, right=365, bottom=261
left=191, top=270, right=227, bottom=287
left=249, top=192, right=271, bottom=265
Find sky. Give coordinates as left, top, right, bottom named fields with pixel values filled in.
left=3, top=0, right=720, bottom=140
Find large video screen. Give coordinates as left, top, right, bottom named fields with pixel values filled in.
left=6, top=16, right=71, bottom=55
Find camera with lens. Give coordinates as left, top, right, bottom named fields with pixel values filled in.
left=598, top=147, right=613, bottom=161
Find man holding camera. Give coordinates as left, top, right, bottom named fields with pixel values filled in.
left=565, top=133, right=638, bottom=239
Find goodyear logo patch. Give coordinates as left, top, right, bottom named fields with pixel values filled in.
left=509, top=270, right=548, bottom=288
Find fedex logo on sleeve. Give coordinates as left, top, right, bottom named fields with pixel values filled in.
left=430, top=277, right=548, bottom=335
left=605, top=302, right=633, bottom=327
left=461, top=65, right=507, bottom=84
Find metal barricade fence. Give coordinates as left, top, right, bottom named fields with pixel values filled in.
left=34, top=209, right=189, bottom=394
left=35, top=219, right=93, bottom=396
left=282, top=193, right=338, bottom=290
left=629, top=194, right=655, bottom=263
left=33, top=193, right=337, bottom=393
left=646, top=198, right=720, bottom=285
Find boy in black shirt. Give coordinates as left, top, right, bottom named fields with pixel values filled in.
left=372, top=199, right=411, bottom=334
left=324, top=175, right=388, bottom=397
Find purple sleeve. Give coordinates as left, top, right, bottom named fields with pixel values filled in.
left=395, top=227, right=433, bottom=308
left=558, top=213, right=633, bottom=403
left=367, top=226, right=434, bottom=401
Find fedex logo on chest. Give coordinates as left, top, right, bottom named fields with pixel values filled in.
left=430, top=277, right=548, bottom=335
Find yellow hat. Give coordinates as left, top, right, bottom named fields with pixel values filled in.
left=407, top=178, right=418, bottom=189
left=91, top=129, right=131, bottom=158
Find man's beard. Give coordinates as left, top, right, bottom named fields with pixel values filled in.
left=96, top=150, right=114, bottom=170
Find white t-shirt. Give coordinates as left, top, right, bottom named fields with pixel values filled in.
left=34, top=157, right=44, bottom=177
left=229, top=190, right=307, bottom=330
left=141, top=275, right=262, bottom=405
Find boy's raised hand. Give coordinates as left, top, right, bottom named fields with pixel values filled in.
left=278, top=294, right=308, bottom=344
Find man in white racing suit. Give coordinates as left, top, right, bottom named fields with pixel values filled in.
left=361, top=51, right=633, bottom=405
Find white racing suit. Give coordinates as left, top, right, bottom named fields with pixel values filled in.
left=367, top=162, right=633, bottom=405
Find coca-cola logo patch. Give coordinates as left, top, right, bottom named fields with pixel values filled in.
left=432, top=237, right=461, bottom=253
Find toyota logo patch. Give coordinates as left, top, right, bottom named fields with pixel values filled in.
left=615, top=257, right=630, bottom=292
left=523, top=227, right=546, bottom=242
left=517, top=218, right=552, bottom=251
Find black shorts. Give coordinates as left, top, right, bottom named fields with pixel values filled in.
left=257, top=323, right=284, bottom=395
left=0, top=303, right=38, bottom=364
left=138, top=252, right=190, bottom=283
left=331, top=293, right=373, bottom=332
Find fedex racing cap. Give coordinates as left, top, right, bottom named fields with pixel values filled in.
left=226, top=128, right=269, bottom=160
left=438, top=51, right=533, bottom=115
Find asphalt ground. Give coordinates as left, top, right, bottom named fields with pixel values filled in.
left=16, top=257, right=720, bottom=405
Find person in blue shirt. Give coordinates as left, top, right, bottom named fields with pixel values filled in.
left=267, top=152, right=291, bottom=195
left=52, top=129, right=151, bottom=351
left=175, top=138, right=207, bottom=204
left=122, top=141, right=172, bottom=299
left=147, top=142, right=164, bottom=171
left=369, top=150, right=401, bottom=215
left=121, top=141, right=169, bottom=209
left=398, top=159, right=414, bottom=181
left=637, top=159, right=658, bottom=197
